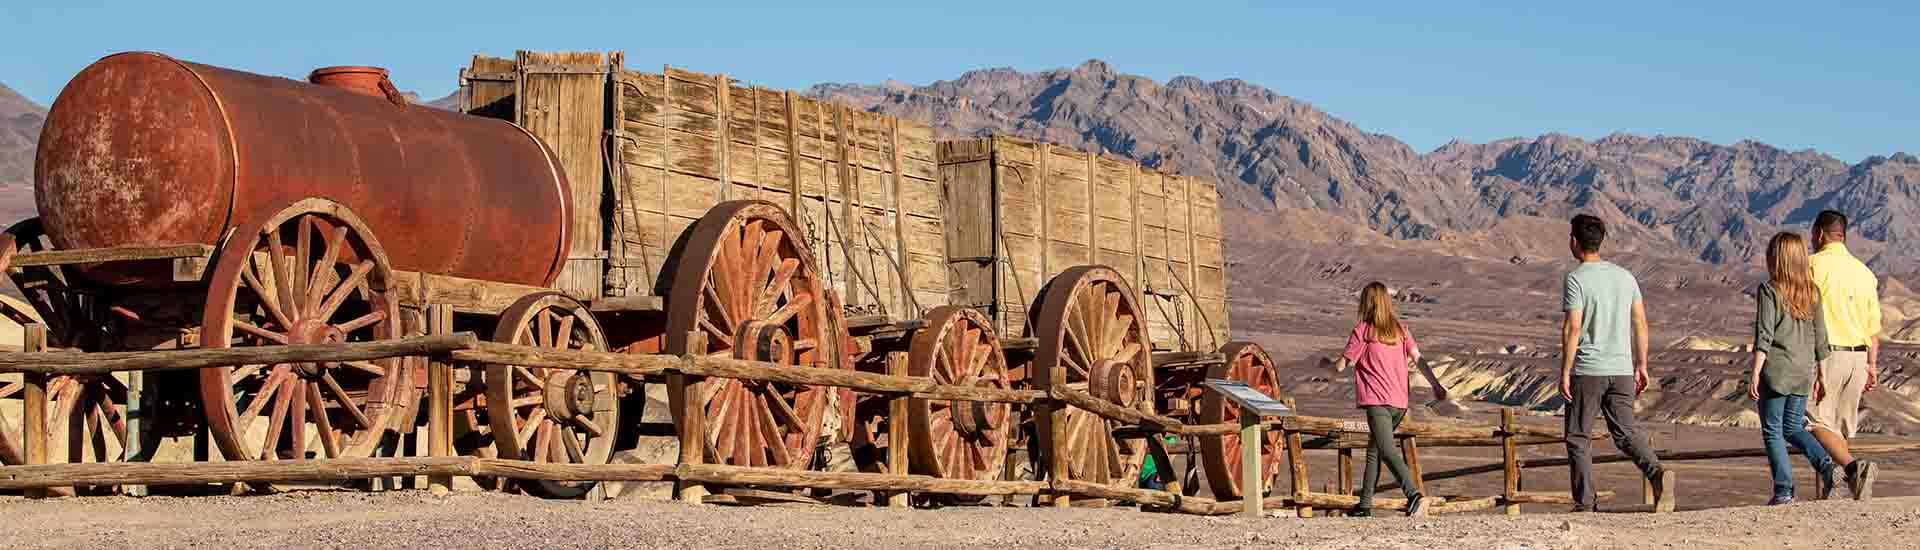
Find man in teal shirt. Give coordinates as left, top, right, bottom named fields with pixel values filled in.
left=1559, top=214, right=1673, bottom=512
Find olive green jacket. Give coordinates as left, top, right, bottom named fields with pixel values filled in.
left=1753, top=283, right=1830, bottom=396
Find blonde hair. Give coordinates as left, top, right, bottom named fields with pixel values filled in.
left=1358, top=282, right=1404, bottom=345
left=1766, top=232, right=1817, bottom=321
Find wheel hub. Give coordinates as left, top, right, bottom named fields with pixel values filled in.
left=544, top=372, right=595, bottom=419
left=951, top=377, right=1007, bottom=438
left=734, top=321, right=793, bottom=363
left=289, top=320, right=344, bottom=378
left=1089, top=360, right=1139, bottom=408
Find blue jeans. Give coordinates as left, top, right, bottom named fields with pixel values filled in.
left=1758, top=387, right=1834, bottom=498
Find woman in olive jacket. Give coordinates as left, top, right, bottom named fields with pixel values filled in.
left=1749, top=231, right=1839, bottom=505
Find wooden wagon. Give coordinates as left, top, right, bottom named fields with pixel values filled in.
left=0, top=48, right=1279, bottom=503
left=464, top=50, right=1282, bottom=500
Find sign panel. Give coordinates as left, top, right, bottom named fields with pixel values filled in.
left=1201, top=379, right=1293, bottom=417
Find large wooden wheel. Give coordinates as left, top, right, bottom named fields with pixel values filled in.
left=1032, top=266, right=1154, bottom=490
left=200, top=199, right=410, bottom=464
left=1199, top=341, right=1284, bottom=499
left=484, top=292, right=620, bottom=498
left=666, top=200, right=842, bottom=469
left=907, top=306, right=1012, bottom=481
left=0, top=218, right=128, bottom=481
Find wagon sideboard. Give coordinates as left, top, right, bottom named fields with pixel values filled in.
left=937, top=136, right=1228, bottom=352
left=461, top=51, right=1228, bottom=354
left=460, top=51, right=946, bottom=327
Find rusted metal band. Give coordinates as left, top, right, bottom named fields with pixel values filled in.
left=145, top=52, right=240, bottom=249
left=500, top=119, right=573, bottom=289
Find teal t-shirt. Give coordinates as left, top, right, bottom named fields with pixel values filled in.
left=1562, top=261, right=1642, bottom=377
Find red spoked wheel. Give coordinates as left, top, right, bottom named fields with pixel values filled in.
left=199, top=199, right=411, bottom=466
left=665, top=200, right=843, bottom=469
left=1031, top=266, right=1154, bottom=491
left=484, top=292, right=621, bottom=498
left=907, top=306, right=1012, bottom=481
left=0, top=218, right=127, bottom=484
left=1199, top=341, right=1284, bottom=499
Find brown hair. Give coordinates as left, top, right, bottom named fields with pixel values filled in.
left=1766, top=232, right=1817, bottom=321
left=1358, top=282, right=1405, bottom=345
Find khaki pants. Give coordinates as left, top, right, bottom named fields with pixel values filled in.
left=1808, top=350, right=1869, bottom=437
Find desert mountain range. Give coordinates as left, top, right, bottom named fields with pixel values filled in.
left=4, top=59, right=1916, bottom=271
left=812, top=60, right=1920, bottom=272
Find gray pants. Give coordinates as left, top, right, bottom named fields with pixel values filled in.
left=1565, top=375, right=1662, bottom=507
left=1357, top=406, right=1418, bottom=509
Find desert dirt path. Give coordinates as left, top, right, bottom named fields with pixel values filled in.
left=1, top=491, right=1915, bottom=550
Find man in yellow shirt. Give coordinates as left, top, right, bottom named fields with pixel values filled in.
left=1807, top=210, right=1881, bottom=500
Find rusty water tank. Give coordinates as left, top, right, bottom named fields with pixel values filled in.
left=34, top=52, right=571, bottom=288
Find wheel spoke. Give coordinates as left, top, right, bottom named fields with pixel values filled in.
left=294, top=215, right=314, bottom=302
left=764, top=388, right=800, bottom=429
left=337, top=360, right=387, bottom=377
left=237, top=369, right=291, bottom=429
left=241, top=257, right=295, bottom=330
left=96, top=398, right=127, bottom=449
left=698, top=316, right=735, bottom=347
left=264, top=230, right=301, bottom=321
left=559, top=427, right=586, bottom=463
left=305, top=226, right=349, bottom=313
left=1100, top=291, right=1123, bottom=356
left=260, top=378, right=294, bottom=460
left=315, top=260, right=375, bottom=321
left=232, top=318, right=288, bottom=344
left=532, top=421, right=553, bottom=463
left=554, top=312, right=576, bottom=350
left=759, top=258, right=800, bottom=318
left=287, top=378, right=309, bottom=459
left=702, top=283, right=736, bottom=331
left=334, top=310, right=387, bottom=334
left=765, top=292, right=812, bottom=326
left=307, top=381, right=341, bottom=459
left=757, top=394, right=788, bottom=467
left=515, top=408, right=547, bottom=449
left=320, top=372, right=373, bottom=429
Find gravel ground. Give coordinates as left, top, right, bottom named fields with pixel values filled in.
left=2, top=491, right=1917, bottom=550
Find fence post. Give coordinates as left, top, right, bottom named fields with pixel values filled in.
left=1046, top=366, right=1070, bottom=508
left=1501, top=408, right=1520, bottom=516
left=427, top=304, right=455, bottom=497
left=1241, top=407, right=1262, bottom=518
left=884, top=351, right=910, bottom=507
left=1283, top=398, right=1309, bottom=518
left=21, top=323, right=48, bottom=499
left=671, top=330, right=709, bottom=503
left=1642, top=432, right=1658, bottom=507
left=1337, top=447, right=1353, bottom=496
left=1402, top=435, right=1425, bottom=495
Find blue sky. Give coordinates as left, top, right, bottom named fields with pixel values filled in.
left=3, top=1, right=1914, bottom=162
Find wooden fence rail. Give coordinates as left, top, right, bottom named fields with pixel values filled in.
left=0, top=324, right=1703, bottom=517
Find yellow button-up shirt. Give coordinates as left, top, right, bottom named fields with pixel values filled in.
left=1809, top=243, right=1882, bottom=347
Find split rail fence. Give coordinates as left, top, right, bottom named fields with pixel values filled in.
left=7, top=318, right=1910, bottom=515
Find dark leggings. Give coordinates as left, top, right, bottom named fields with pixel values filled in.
left=1359, top=405, right=1418, bottom=508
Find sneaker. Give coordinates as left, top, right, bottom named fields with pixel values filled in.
left=1815, top=463, right=1840, bottom=500
left=1568, top=504, right=1595, bottom=513
left=1348, top=507, right=1373, bottom=518
left=1651, top=468, right=1677, bottom=513
left=1405, top=494, right=1430, bottom=517
left=1766, top=494, right=1795, bottom=506
left=1851, top=461, right=1879, bottom=501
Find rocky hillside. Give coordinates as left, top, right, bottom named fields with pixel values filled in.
left=0, top=83, right=44, bottom=226
left=816, top=61, right=1920, bottom=270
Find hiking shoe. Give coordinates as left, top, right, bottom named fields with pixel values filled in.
left=1405, top=494, right=1430, bottom=517
left=1348, top=507, right=1373, bottom=518
left=1851, top=461, right=1879, bottom=501
left=1815, top=463, right=1840, bottom=500
left=1766, top=494, right=1795, bottom=506
left=1651, top=468, right=1677, bottom=513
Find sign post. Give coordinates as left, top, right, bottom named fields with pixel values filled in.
left=1201, top=379, right=1293, bottom=518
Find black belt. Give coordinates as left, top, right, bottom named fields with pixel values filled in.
left=1829, top=345, right=1869, bottom=352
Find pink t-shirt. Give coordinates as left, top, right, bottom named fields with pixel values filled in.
left=1343, top=323, right=1419, bottom=409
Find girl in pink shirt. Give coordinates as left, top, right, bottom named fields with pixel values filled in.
left=1334, top=282, right=1449, bottom=516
